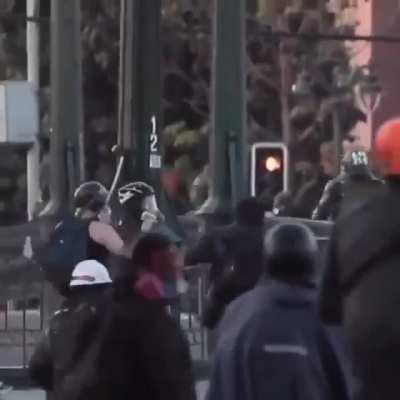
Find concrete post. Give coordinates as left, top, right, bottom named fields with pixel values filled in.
left=26, top=0, right=41, bottom=220
left=200, top=0, right=248, bottom=220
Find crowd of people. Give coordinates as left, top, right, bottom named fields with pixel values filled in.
left=25, top=118, right=400, bottom=400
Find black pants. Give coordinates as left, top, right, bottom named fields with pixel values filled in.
left=203, top=274, right=250, bottom=330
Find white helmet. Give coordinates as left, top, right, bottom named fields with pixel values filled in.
left=70, top=260, right=112, bottom=287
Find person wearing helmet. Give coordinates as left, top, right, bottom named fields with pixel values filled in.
left=29, top=260, right=113, bottom=398
left=207, top=223, right=348, bottom=400
left=319, top=118, right=400, bottom=400
left=312, top=150, right=383, bottom=221
left=74, top=181, right=124, bottom=260
left=117, top=181, right=182, bottom=256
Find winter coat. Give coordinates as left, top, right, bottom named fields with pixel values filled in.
left=185, top=222, right=266, bottom=287
left=29, top=288, right=111, bottom=400
left=30, top=287, right=195, bottom=400
left=320, top=180, right=400, bottom=397
left=312, top=174, right=382, bottom=221
left=97, top=290, right=196, bottom=400
left=186, top=222, right=268, bottom=329
left=207, top=280, right=349, bottom=400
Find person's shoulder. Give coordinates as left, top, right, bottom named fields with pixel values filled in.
left=221, top=286, right=268, bottom=327
left=324, top=176, right=343, bottom=192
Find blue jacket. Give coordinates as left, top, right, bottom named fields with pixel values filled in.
left=207, top=280, right=349, bottom=400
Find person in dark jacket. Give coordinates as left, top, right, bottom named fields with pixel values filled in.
left=29, top=260, right=113, bottom=399
left=74, top=181, right=124, bottom=259
left=99, top=233, right=196, bottom=400
left=320, top=118, right=400, bottom=400
left=186, top=197, right=267, bottom=286
left=117, top=181, right=183, bottom=257
left=207, top=223, right=349, bottom=400
left=185, top=198, right=268, bottom=329
left=312, top=150, right=383, bottom=221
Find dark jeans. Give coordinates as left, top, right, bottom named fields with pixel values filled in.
left=203, top=273, right=251, bottom=330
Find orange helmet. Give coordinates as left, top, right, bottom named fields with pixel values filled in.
left=374, top=118, right=400, bottom=176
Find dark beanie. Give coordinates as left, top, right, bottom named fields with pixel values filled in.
left=235, top=197, right=265, bottom=226
left=131, top=232, right=173, bottom=268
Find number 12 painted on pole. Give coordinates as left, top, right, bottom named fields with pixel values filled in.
left=150, top=115, right=161, bottom=168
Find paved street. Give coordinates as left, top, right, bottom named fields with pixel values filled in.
left=2, top=391, right=44, bottom=400
left=1, top=382, right=210, bottom=400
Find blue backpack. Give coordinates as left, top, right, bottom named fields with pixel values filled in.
left=37, top=214, right=90, bottom=293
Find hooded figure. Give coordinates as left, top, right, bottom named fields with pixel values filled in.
left=98, top=233, right=196, bottom=400
left=320, top=118, right=400, bottom=400
left=207, top=223, right=349, bottom=400
left=29, top=260, right=113, bottom=399
left=186, top=198, right=268, bottom=329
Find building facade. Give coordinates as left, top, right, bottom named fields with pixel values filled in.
left=339, top=0, right=400, bottom=149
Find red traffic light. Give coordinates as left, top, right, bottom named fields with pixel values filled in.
left=251, top=142, right=288, bottom=197
left=265, top=156, right=282, bottom=172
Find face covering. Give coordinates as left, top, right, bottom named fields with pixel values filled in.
left=135, top=273, right=188, bottom=300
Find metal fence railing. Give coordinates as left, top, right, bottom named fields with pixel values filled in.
left=0, top=285, right=44, bottom=372
left=177, top=265, right=209, bottom=361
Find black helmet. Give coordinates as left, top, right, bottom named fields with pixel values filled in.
left=263, top=223, right=318, bottom=281
left=342, top=150, right=371, bottom=176
left=74, top=181, right=108, bottom=213
left=118, top=182, right=155, bottom=206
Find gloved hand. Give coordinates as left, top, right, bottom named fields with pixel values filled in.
left=140, top=210, right=165, bottom=232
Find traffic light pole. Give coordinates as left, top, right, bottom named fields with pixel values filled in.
left=200, top=0, right=248, bottom=219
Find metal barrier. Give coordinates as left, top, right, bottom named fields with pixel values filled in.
left=177, top=265, right=209, bottom=361
left=0, top=285, right=44, bottom=371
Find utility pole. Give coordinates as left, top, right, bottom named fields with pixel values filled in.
left=279, top=47, right=294, bottom=192
left=26, top=0, right=41, bottom=221
left=119, top=0, right=162, bottom=194
left=200, top=0, right=248, bottom=220
left=44, top=3, right=84, bottom=397
left=47, top=0, right=83, bottom=212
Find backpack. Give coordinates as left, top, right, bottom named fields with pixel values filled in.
left=37, top=214, right=90, bottom=291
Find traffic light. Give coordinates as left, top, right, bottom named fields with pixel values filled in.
left=250, top=142, right=288, bottom=198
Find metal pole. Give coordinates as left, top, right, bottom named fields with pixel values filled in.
left=280, top=48, right=294, bottom=192
left=201, top=0, right=247, bottom=217
left=49, top=0, right=83, bottom=210
left=26, top=0, right=41, bottom=220
left=120, top=0, right=162, bottom=190
left=133, top=0, right=162, bottom=191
